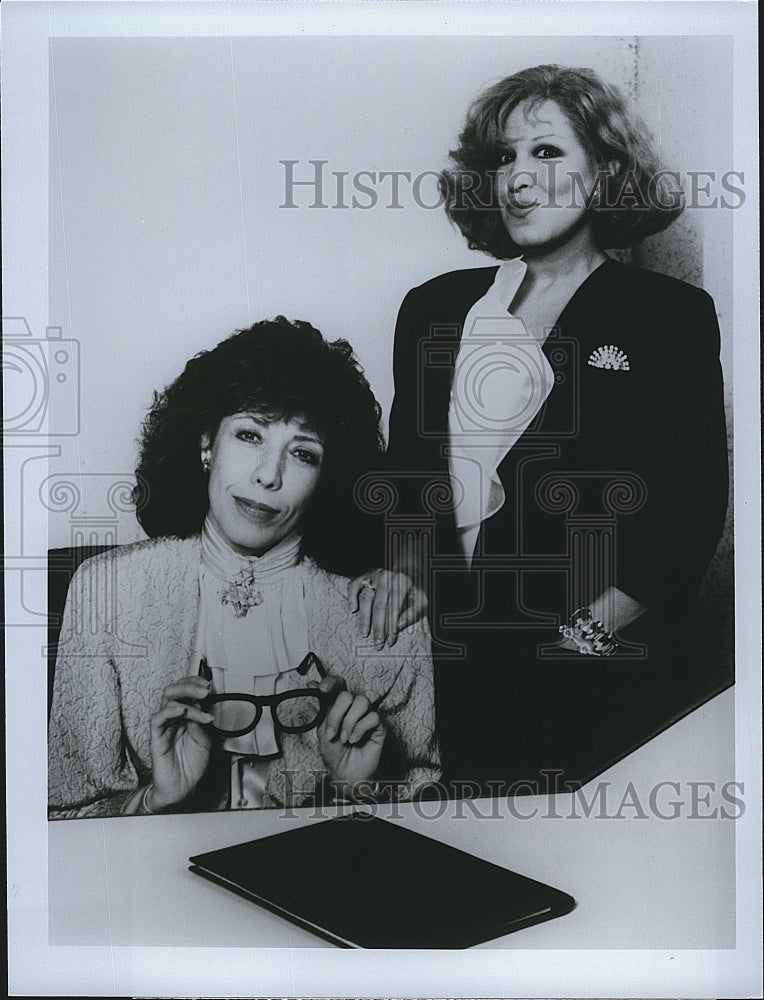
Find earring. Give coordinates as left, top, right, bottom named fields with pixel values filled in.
left=201, top=451, right=211, bottom=472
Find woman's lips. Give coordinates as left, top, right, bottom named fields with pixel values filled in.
left=506, top=200, right=538, bottom=218
left=234, top=496, right=280, bottom=520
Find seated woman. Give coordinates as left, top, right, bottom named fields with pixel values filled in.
left=48, top=318, right=440, bottom=818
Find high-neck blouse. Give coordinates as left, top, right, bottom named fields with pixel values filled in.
left=191, top=517, right=310, bottom=807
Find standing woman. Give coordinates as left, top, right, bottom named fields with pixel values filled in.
left=372, top=65, right=728, bottom=791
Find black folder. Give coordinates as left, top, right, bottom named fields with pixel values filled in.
left=189, top=813, right=575, bottom=948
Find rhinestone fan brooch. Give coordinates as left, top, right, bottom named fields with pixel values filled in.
left=220, top=568, right=264, bottom=617
left=588, top=345, right=631, bottom=371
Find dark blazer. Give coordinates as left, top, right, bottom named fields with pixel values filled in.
left=386, top=259, right=729, bottom=789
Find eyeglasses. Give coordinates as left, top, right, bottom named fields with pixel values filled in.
left=199, top=652, right=330, bottom=739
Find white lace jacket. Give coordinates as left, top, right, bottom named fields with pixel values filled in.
left=48, top=536, right=440, bottom=818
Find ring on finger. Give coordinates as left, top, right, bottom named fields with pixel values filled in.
left=359, top=575, right=377, bottom=594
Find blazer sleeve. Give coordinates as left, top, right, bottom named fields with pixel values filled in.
left=386, top=284, right=447, bottom=517
left=48, top=555, right=142, bottom=819
left=612, top=286, right=729, bottom=612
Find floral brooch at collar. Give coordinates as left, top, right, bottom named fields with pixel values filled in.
left=221, top=568, right=264, bottom=617
left=588, top=345, right=630, bottom=371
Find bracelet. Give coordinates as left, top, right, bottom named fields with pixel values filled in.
left=142, top=784, right=159, bottom=814
left=559, top=607, right=619, bottom=657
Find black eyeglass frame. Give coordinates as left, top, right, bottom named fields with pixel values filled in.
left=199, top=651, right=330, bottom=739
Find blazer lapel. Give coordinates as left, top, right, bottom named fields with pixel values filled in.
left=499, top=259, right=621, bottom=451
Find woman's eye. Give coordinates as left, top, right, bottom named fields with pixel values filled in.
left=535, top=145, right=563, bottom=159
left=236, top=428, right=261, bottom=443
left=293, top=448, right=321, bottom=467
left=498, top=150, right=515, bottom=166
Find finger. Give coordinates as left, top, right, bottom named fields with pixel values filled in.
left=371, top=583, right=397, bottom=650
left=348, top=570, right=379, bottom=616
left=347, top=576, right=363, bottom=614
left=347, top=709, right=383, bottom=745
left=315, top=673, right=346, bottom=697
left=153, top=701, right=214, bottom=733
left=178, top=704, right=215, bottom=726
left=337, top=694, right=371, bottom=743
left=161, top=677, right=211, bottom=707
left=395, top=591, right=428, bottom=633
left=152, top=704, right=213, bottom=760
left=162, top=676, right=211, bottom=698
left=322, top=689, right=354, bottom=741
left=152, top=701, right=187, bottom=729
left=356, top=585, right=376, bottom=638
left=150, top=702, right=190, bottom=754
left=165, top=674, right=212, bottom=689
left=380, top=576, right=411, bottom=649
left=383, top=575, right=412, bottom=647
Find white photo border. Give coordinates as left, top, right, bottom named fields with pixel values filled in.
left=3, top=1, right=760, bottom=997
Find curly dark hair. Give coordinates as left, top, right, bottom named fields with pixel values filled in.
left=440, top=64, right=684, bottom=259
left=133, top=317, right=384, bottom=576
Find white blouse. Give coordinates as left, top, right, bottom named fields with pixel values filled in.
left=191, top=518, right=310, bottom=808
left=447, top=257, right=554, bottom=565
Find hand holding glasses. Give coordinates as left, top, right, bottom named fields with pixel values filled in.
left=146, top=652, right=383, bottom=811
left=199, top=652, right=386, bottom=789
